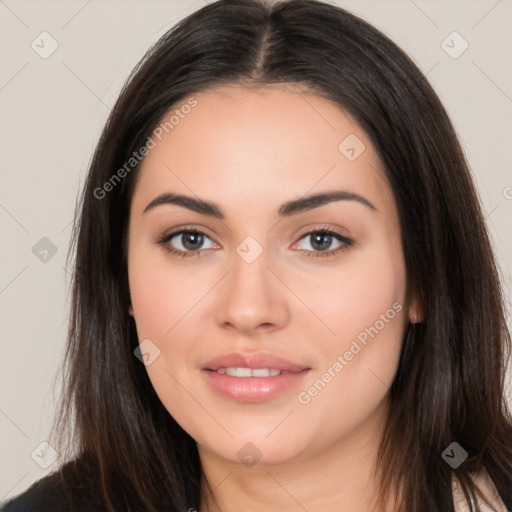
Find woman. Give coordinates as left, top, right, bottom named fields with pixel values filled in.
left=2, top=0, right=511, bottom=510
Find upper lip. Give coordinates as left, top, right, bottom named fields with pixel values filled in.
left=202, top=352, right=310, bottom=372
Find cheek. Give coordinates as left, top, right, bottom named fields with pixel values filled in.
left=301, top=242, right=407, bottom=347
left=305, top=242, right=406, bottom=388
left=127, top=246, right=202, bottom=424
left=295, top=236, right=407, bottom=409
left=128, top=241, right=199, bottom=339
left=129, top=272, right=176, bottom=339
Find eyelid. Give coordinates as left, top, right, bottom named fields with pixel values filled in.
left=293, top=223, right=351, bottom=240
left=157, top=224, right=218, bottom=242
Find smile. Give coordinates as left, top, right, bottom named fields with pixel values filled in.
left=215, top=367, right=295, bottom=377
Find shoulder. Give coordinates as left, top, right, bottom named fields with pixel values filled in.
left=0, top=457, right=107, bottom=512
left=1, top=473, right=70, bottom=512
left=452, top=470, right=512, bottom=512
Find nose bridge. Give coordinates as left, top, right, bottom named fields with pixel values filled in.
left=215, top=234, right=289, bottom=333
left=232, top=239, right=270, bottom=294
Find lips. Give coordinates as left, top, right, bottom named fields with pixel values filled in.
left=201, top=352, right=311, bottom=403
left=202, top=352, right=309, bottom=373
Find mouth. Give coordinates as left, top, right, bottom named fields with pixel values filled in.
left=202, top=351, right=309, bottom=373
left=210, top=367, right=299, bottom=377
left=201, top=352, right=311, bottom=403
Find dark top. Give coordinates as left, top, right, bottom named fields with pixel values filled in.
left=0, top=457, right=108, bottom=512
left=0, top=476, right=105, bottom=512
left=2, top=459, right=512, bottom=511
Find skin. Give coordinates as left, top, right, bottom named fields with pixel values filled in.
left=127, top=83, right=421, bottom=512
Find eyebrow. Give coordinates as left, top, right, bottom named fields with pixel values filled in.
left=143, top=190, right=377, bottom=218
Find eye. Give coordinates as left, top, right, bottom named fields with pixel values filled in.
left=292, top=227, right=353, bottom=257
left=157, top=229, right=218, bottom=258
left=156, top=225, right=353, bottom=259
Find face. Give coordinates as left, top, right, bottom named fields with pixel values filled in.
left=127, top=84, right=414, bottom=466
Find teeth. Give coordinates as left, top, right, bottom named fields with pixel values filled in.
left=217, top=367, right=282, bottom=377
left=252, top=368, right=278, bottom=377
left=227, top=367, right=252, bottom=377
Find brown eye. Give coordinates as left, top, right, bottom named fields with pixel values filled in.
left=174, top=232, right=206, bottom=251
left=304, top=232, right=337, bottom=251
left=157, top=229, right=218, bottom=258
left=294, top=229, right=353, bottom=258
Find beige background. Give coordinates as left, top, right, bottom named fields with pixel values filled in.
left=1, top=0, right=511, bottom=501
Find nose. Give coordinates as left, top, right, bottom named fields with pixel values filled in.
left=214, top=245, right=290, bottom=336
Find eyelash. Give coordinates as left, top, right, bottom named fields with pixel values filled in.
left=156, top=225, right=354, bottom=259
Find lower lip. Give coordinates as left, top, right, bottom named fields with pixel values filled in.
left=202, top=369, right=311, bottom=403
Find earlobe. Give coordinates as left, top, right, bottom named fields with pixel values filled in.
left=409, top=310, right=423, bottom=324
left=129, top=305, right=134, bottom=316
left=408, top=296, right=424, bottom=324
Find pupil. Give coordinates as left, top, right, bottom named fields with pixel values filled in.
left=311, top=233, right=331, bottom=251
left=183, top=232, right=203, bottom=250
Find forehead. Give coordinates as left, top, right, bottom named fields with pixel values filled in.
left=131, top=84, right=392, bottom=216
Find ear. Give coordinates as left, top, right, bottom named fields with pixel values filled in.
left=128, top=304, right=134, bottom=317
left=407, top=294, right=424, bottom=324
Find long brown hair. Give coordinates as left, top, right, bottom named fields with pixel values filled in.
left=48, top=0, right=512, bottom=510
